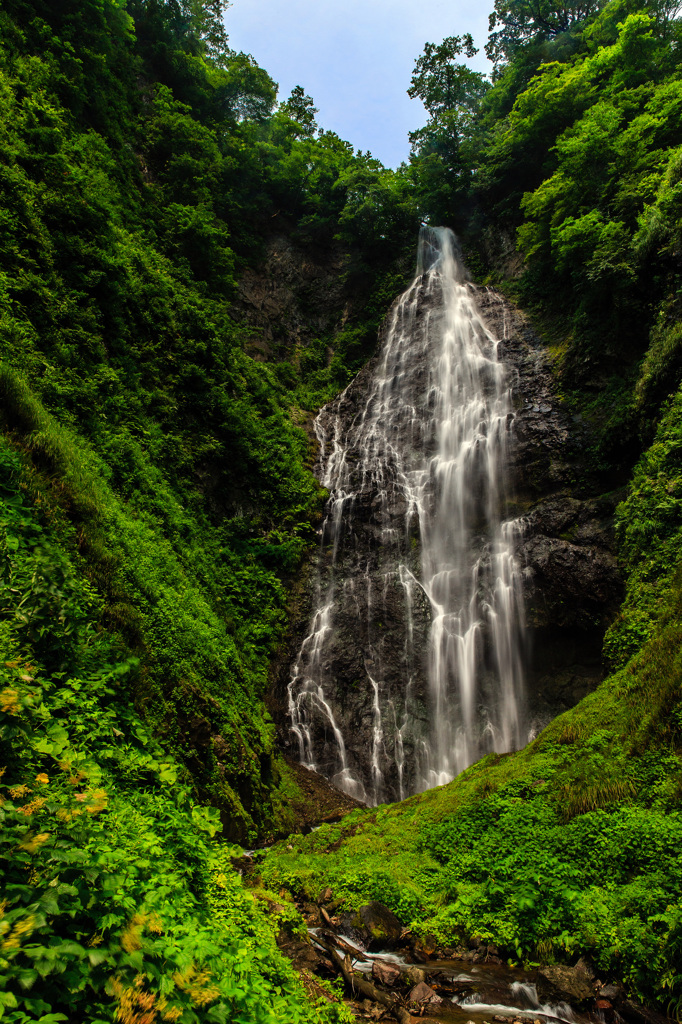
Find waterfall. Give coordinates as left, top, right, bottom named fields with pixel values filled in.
left=287, top=227, right=526, bottom=803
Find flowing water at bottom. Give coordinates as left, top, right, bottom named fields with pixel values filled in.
left=309, top=929, right=587, bottom=1024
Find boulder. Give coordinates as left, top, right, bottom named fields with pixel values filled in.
left=574, top=957, right=596, bottom=980
left=403, top=966, right=426, bottom=986
left=372, top=960, right=401, bottom=986
left=620, top=999, right=671, bottom=1024
left=358, top=902, right=403, bottom=950
left=413, top=932, right=438, bottom=960
left=537, top=966, right=594, bottom=1007
left=408, top=982, right=442, bottom=1005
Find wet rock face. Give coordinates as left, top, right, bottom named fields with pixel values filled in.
left=478, top=290, right=623, bottom=732
left=291, top=349, right=435, bottom=803
left=231, top=233, right=351, bottom=362
left=537, top=965, right=595, bottom=1008
left=274, top=284, right=622, bottom=800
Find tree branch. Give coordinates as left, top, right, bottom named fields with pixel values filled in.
left=312, top=935, right=415, bottom=1024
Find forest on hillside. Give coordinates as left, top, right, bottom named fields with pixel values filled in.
left=0, top=1, right=681, bottom=1022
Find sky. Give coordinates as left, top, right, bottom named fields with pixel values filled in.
left=223, top=0, right=492, bottom=169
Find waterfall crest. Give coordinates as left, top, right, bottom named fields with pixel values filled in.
left=288, top=227, right=526, bottom=803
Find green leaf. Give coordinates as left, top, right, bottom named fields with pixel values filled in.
left=87, top=950, right=109, bottom=966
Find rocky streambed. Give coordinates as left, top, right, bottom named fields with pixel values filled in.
left=260, top=886, right=670, bottom=1024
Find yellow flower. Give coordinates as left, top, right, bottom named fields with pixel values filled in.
left=17, top=832, right=49, bottom=853
left=0, top=689, right=20, bottom=715
left=35, top=773, right=49, bottom=785
left=17, top=797, right=47, bottom=817
left=9, top=785, right=30, bottom=800
left=1, top=913, right=36, bottom=953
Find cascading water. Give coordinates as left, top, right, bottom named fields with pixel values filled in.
left=287, top=227, right=526, bottom=804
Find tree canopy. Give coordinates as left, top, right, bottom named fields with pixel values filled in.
left=280, top=84, right=319, bottom=137
left=407, top=35, right=490, bottom=224
left=485, top=0, right=606, bottom=71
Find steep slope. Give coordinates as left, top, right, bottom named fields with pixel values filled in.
left=0, top=1, right=412, bottom=1020
left=0, top=441, right=355, bottom=1023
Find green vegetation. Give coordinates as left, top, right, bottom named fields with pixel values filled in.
left=3, top=0, right=682, bottom=1020
left=260, top=1, right=682, bottom=1018
left=0, top=441, right=355, bottom=1022
left=0, top=0, right=416, bottom=1019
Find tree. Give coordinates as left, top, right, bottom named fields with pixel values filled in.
left=409, top=35, right=484, bottom=121
left=184, top=0, right=232, bottom=64
left=485, top=0, right=606, bottom=73
left=280, top=85, right=318, bottom=137
left=408, top=35, right=489, bottom=149
left=407, top=36, right=490, bottom=226
left=129, top=0, right=232, bottom=65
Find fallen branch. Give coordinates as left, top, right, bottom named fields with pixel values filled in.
left=313, top=935, right=414, bottom=1024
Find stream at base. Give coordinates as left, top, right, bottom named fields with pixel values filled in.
left=309, top=929, right=592, bottom=1024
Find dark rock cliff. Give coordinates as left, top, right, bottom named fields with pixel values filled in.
left=231, top=233, right=355, bottom=362
left=478, top=289, right=623, bottom=734
left=270, top=284, right=623, bottom=799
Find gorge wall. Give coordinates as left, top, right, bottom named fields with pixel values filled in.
left=271, top=233, right=623, bottom=805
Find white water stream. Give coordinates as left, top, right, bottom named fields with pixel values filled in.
left=288, top=227, right=526, bottom=802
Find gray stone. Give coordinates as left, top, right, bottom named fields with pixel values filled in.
left=537, top=965, right=594, bottom=1007
left=620, top=999, right=670, bottom=1024
left=408, top=982, right=442, bottom=1005
left=575, top=957, right=596, bottom=980
left=358, top=902, right=403, bottom=950
left=372, top=959, right=401, bottom=986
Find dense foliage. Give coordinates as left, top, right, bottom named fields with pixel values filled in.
left=0, top=441, right=355, bottom=1023
left=0, top=0, right=417, bottom=1019
left=3, top=0, right=682, bottom=1019
left=486, top=0, right=607, bottom=71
